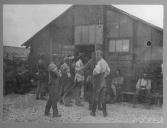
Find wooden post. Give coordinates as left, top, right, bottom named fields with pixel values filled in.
left=49, top=37, right=53, bottom=61
left=132, top=21, right=137, bottom=80
left=103, top=5, right=107, bottom=60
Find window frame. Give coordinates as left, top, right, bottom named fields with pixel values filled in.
left=74, top=24, right=103, bottom=45
left=108, top=37, right=131, bottom=54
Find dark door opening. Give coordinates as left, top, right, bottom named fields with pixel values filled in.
left=75, top=45, right=95, bottom=63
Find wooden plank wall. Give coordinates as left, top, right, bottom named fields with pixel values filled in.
left=105, top=9, right=133, bottom=84
left=26, top=5, right=163, bottom=91
left=27, top=27, right=51, bottom=72
left=134, top=22, right=163, bottom=79
left=105, top=7, right=162, bottom=91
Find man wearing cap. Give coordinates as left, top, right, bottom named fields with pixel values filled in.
left=91, top=50, right=110, bottom=117
left=133, top=73, right=152, bottom=108
left=44, top=61, right=61, bottom=117
left=60, top=57, right=72, bottom=106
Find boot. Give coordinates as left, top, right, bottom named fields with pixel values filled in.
left=44, top=112, right=50, bottom=116
left=60, top=99, right=64, bottom=105
left=90, top=111, right=96, bottom=117
left=102, top=103, right=107, bottom=117
left=75, top=98, right=84, bottom=106
left=64, top=97, right=72, bottom=107
left=98, top=103, right=102, bottom=111
left=52, top=101, right=61, bottom=118
left=40, top=96, right=47, bottom=100
left=44, top=99, right=51, bottom=116
left=36, top=97, right=40, bottom=100
left=89, top=102, right=92, bottom=110
left=76, top=102, right=84, bottom=107
left=91, top=101, right=97, bottom=116
left=53, top=113, right=61, bottom=118
left=103, top=111, right=107, bottom=117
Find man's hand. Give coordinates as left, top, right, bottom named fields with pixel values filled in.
left=67, top=72, right=71, bottom=78
left=140, top=86, right=147, bottom=90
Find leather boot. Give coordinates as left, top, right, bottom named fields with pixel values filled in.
left=90, top=101, right=97, bottom=116
left=98, top=103, right=102, bottom=111
left=102, top=103, right=107, bottom=117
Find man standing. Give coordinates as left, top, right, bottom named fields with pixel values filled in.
left=44, top=61, right=61, bottom=117
left=91, top=50, right=110, bottom=117
left=74, top=53, right=85, bottom=106
left=80, top=52, right=96, bottom=110
left=60, top=57, right=72, bottom=106
left=36, top=54, right=48, bottom=100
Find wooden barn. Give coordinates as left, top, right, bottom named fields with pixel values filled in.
left=22, top=5, right=163, bottom=91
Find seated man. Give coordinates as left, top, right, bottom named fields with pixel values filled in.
left=111, top=69, right=124, bottom=103
left=133, top=73, right=151, bottom=108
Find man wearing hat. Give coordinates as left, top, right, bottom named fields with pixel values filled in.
left=44, top=61, right=61, bottom=117
left=133, top=73, right=152, bottom=108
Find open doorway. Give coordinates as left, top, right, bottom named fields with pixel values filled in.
left=75, top=45, right=95, bottom=63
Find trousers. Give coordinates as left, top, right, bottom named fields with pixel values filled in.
left=133, top=89, right=151, bottom=105
left=36, top=80, right=47, bottom=99
left=45, top=78, right=60, bottom=116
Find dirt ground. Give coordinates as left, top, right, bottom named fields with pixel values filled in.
left=3, top=93, right=163, bottom=123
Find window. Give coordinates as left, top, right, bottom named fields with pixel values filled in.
left=109, top=40, right=115, bottom=52
left=74, top=25, right=103, bottom=45
left=116, top=40, right=122, bottom=52
left=109, top=39, right=130, bottom=52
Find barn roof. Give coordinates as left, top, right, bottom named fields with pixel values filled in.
left=22, top=5, right=163, bottom=47
left=3, top=46, right=30, bottom=60
left=109, top=5, right=163, bottom=31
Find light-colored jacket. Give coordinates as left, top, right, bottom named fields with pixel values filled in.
left=136, top=78, right=151, bottom=90
left=74, top=59, right=85, bottom=82
left=93, top=58, right=110, bottom=87
left=93, top=58, right=110, bottom=77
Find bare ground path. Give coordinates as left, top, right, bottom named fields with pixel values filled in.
left=3, top=93, right=163, bottom=123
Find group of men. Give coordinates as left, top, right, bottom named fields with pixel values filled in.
left=36, top=50, right=111, bottom=117
left=36, top=49, right=156, bottom=118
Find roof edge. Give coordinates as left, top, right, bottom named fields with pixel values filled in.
left=21, top=5, right=74, bottom=47
left=110, top=5, right=163, bottom=32
left=22, top=5, right=163, bottom=47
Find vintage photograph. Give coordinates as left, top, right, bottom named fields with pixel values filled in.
left=3, top=4, right=163, bottom=123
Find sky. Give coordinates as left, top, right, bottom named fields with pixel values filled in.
left=3, top=4, right=163, bottom=47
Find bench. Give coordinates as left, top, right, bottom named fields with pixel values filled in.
left=120, top=91, right=136, bottom=102
left=120, top=91, right=163, bottom=106
left=150, top=93, right=163, bottom=106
